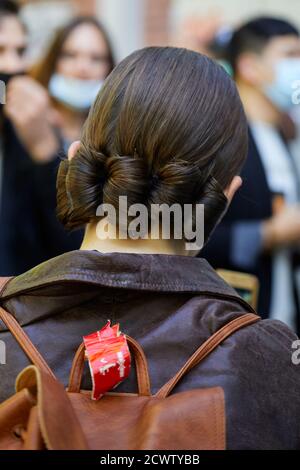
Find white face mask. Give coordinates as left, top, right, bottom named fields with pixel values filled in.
left=264, top=57, right=300, bottom=111
left=49, top=74, right=104, bottom=112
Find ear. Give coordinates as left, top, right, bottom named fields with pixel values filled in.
left=68, top=141, right=81, bottom=161
left=224, top=176, right=242, bottom=204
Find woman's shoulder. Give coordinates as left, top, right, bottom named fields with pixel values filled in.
left=254, top=318, right=299, bottom=352
left=233, top=317, right=300, bottom=378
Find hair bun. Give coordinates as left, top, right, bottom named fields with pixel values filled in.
left=57, top=144, right=106, bottom=230
left=57, top=144, right=151, bottom=230
left=57, top=142, right=225, bottom=237
left=149, top=161, right=207, bottom=206
left=104, top=154, right=149, bottom=207
left=198, top=176, right=228, bottom=245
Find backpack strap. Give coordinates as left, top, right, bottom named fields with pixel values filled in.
left=68, top=338, right=151, bottom=396
left=155, top=313, right=260, bottom=398
left=0, top=277, right=12, bottom=296
left=16, top=366, right=89, bottom=449
left=0, top=277, right=56, bottom=378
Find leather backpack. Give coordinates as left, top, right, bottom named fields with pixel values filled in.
left=0, top=277, right=259, bottom=450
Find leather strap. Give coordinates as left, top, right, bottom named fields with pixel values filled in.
left=16, top=366, right=89, bottom=450
left=0, top=277, right=12, bottom=296
left=156, top=313, right=260, bottom=398
left=0, top=277, right=56, bottom=378
left=70, top=313, right=259, bottom=397
left=68, top=336, right=151, bottom=396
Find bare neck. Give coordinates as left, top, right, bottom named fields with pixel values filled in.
left=80, top=222, right=188, bottom=256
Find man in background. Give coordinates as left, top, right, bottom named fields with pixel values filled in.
left=203, top=17, right=300, bottom=333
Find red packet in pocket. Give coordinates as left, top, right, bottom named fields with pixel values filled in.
left=83, top=321, right=131, bottom=400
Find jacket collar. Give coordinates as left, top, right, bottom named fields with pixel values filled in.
left=1, top=250, right=241, bottom=299
left=0, top=250, right=255, bottom=328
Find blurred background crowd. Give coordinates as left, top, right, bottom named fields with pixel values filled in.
left=1, top=0, right=300, bottom=334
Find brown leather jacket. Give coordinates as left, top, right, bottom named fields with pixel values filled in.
left=0, top=250, right=299, bottom=449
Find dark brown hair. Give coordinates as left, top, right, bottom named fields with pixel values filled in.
left=0, top=0, right=19, bottom=17
left=57, top=47, right=248, bottom=243
left=30, top=17, right=115, bottom=87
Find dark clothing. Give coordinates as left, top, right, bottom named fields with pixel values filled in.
left=0, top=250, right=299, bottom=450
left=0, top=119, right=45, bottom=275
left=33, top=156, right=84, bottom=260
left=0, top=119, right=82, bottom=276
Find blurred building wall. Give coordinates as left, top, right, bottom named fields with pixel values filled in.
left=144, top=0, right=170, bottom=47
left=21, top=1, right=73, bottom=63
left=22, top=0, right=172, bottom=64
left=97, top=0, right=144, bottom=61
left=20, top=0, right=300, bottom=65
left=171, top=0, right=300, bottom=31
left=97, top=0, right=171, bottom=60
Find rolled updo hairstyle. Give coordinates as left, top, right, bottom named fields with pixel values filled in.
left=57, top=47, right=248, bottom=245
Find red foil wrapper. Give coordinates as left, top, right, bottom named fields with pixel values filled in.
left=83, top=321, right=131, bottom=400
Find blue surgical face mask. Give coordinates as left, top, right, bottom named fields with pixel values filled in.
left=49, top=73, right=104, bottom=112
left=264, top=58, right=300, bottom=111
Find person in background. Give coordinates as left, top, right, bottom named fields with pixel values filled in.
left=6, top=17, right=115, bottom=162
left=202, top=17, right=300, bottom=333
left=4, top=17, right=115, bottom=261
left=0, top=0, right=46, bottom=276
